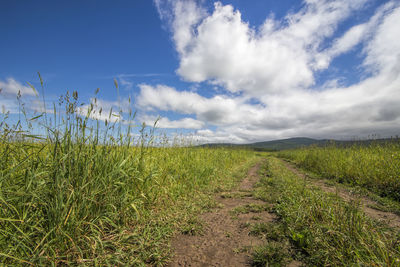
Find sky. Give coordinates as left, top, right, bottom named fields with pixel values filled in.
left=1, top=0, right=400, bottom=143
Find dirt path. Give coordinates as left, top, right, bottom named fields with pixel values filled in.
left=281, top=159, right=400, bottom=229
left=168, top=161, right=275, bottom=267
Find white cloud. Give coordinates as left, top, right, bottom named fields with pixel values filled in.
left=136, top=84, right=263, bottom=126
left=0, top=78, right=36, bottom=97
left=154, top=0, right=207, bottom=55
left=148, top=0, right=400, bottom=143
left=0, top=78, right=38, bottom=114
left=140, top=114, right=205, bottom=129
left=77, top=98, right=127, bottom=123
left=315, top=1, right=397, bottom=69
left=160, top=0, right=371, bottom=95
left=118, top=77, right=134, bottom=90
left=193, top=129, right=246, bottom=144
left=363, top=4, right=400, bottom=77
left=0, top=99, right=18, bottom=114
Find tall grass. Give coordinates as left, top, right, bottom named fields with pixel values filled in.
left=254, top=157, right=400, bottom=265
left=278, top=141, right=400, bottom=200
left=0, top=83, right=255, bottom=265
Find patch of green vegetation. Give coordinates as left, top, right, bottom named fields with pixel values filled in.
left=254, top=156, right=400, bottom=266
left=230, top=203, right=271, bottom=216
left=233, top=245, right=252, bottom=254
left=181, top=217, right=204, bottom=236
left=351, top=186, right=400, bottom=215
left=0, top=82, right=260, bottom=265
left=282, top=159, right=400, bottom=215
left=250, top=222, right=285, bottom=242
left=278, top=141, right=400, bottom=201
left=251, top=215, right=262, bottom=221
left=252, top=241, right=291, bottom=267
left=224, top=231, right=233, bottom=238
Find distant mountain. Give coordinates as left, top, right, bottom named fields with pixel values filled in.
left=247, top=137, right=328, bottom=151
left=201, top=136, right=400, bottom=151
left=201, top=137, right=328, bottom=151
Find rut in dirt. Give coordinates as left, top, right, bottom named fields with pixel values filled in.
left=281, top=159, right=400, bottom=229
left=168, top=161, right=275, bottom=267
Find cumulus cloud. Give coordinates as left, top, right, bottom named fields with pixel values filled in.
left=0, top=78, right=36, bottom=97
left=136, top=84, right=263, bottom=126
left=0, top=78, right=38, bottom=114
left=163, top=0, right=373, bottom=94
left=154, top=0, right=207, bottom=55
left=140, top=114, right=205, bottom=129
left=146, top=0, right=400, bottom=143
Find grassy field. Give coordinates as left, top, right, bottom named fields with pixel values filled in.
left=2, top=83, right=400, bottom=265
left=249, top=141, right=400, bottom=265
left=252, top=156, right=400, bottom=266
left=277, top=141, right=400, bottom=201
left=0, top=89, right=257, bottom=265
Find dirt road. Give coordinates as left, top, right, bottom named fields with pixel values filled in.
left=168, top=161, right=275, bottom=266
left=168, top=158, right=400, bottom=266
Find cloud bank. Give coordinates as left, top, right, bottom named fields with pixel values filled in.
left=143, top=0, right=400, bottom=142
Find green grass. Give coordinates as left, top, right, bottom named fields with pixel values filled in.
left=252, top=241, right=290, bottom=267
left=277, top=141, right=400, bottom=201
left=249, top=222, right=284, bottom=242
left=292, top=165, right=400, bottom=216
left=230, top=203, right=271, bottom=216
left=4, top=77, right=400, bottom=266
left=0, top=85, right=258, bottom=265
left=253, top=156, right=400, bottom=266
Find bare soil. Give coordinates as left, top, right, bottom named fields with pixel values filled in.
left=281, top=160, right=400, bottom=229
left=168, top=161, right=276, bottom=267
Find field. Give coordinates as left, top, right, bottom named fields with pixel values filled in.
left=1, top=91, right=400, bottom=265
left=278, top=141, right=400, bottom=201
left=0, top=142, right=254, bottom=265
left=0, top=92, right=257, bottom=265
left=252, top=156, right=400, bottom=265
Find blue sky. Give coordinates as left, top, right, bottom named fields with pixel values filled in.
left=1, top=0, right=400, bottom=143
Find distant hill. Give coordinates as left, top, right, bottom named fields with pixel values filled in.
left=201, top=137, right=327, bottom=151
left=201, top=137, right=399, bottom=151
left=247, top=137, right=327, bottom=151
